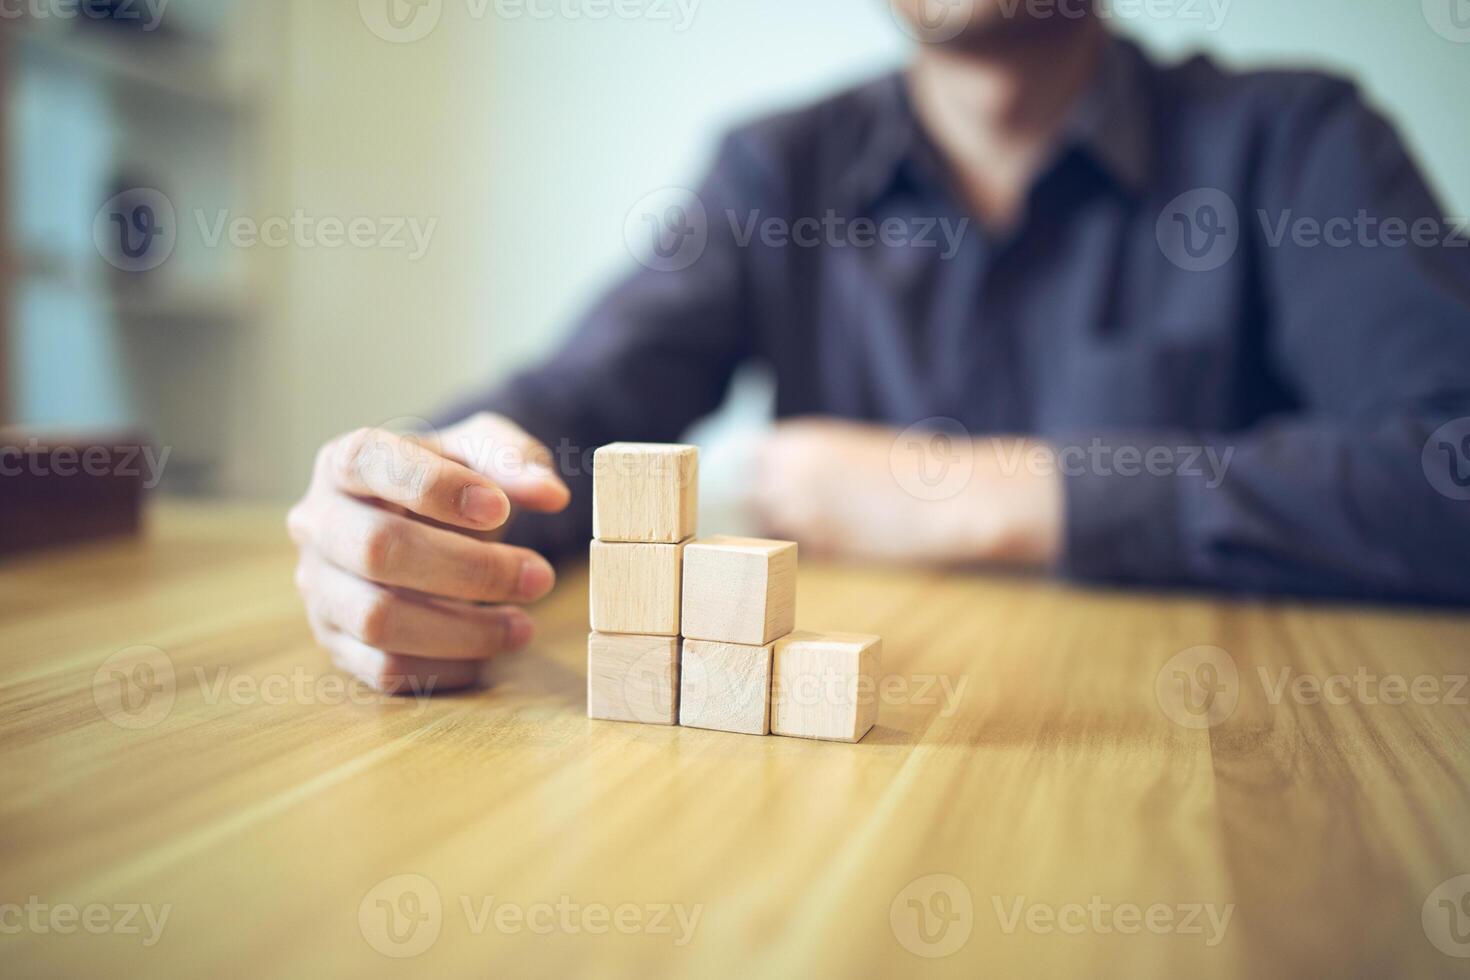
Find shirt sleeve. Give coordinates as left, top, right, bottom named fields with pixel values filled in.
left=1061, top=81, right=1470, bottom=602
left=434, top=134, right=768, bottom=560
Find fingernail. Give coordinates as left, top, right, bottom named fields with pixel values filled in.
left=462, top=484, right=508, bottom=526
left=518, top=557, right=555, bottom=599
left=505, top=613, right=535, bottom=650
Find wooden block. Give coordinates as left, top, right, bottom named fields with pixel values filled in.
left=771, top=631, right=882, bottom=743
left=592, top=443, right=698, bottom=544
left=587, top=632, right=679, bottom=725
left=680, top=536, right=797, bottom=646
left=589, top=539, right=685, bottom=635
left=678, top=638, right=773, bottom=735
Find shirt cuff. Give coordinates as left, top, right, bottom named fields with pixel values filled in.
left=1057, top=438, right=1189, bottom=586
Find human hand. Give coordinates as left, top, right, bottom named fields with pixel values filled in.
left=747, top=418, right=1062, bottom=567
left=287, top=413, right=570, bottom=694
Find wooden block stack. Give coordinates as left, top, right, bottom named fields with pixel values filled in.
left=586, top=443, right=696, bottom=726
left=587, top=442, right=882, bottom=743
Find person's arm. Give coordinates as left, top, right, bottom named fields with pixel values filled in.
left=436, top=134, right=769, bottom=560
left=1062, top=80, right=1470, bottom=602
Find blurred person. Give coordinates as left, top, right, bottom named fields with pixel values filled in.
left=288, top=1, right=1470, bottom=691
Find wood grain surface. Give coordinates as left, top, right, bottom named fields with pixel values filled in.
left=2, top=503, right=1468, bottom=978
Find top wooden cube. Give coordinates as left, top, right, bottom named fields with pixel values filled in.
left=592, top=443, right=698, bottom=544
left=681, top=536, right=797, bottom=646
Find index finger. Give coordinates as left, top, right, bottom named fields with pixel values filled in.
left=321, top=427, right=511, bottom=531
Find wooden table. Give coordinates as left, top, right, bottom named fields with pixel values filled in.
left=2, top=504, right=1468, bottom=978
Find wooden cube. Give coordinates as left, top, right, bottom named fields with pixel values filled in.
left=678, top=638, right=774, bottom=735
left=587, top=632, right=679, bottom=725
left=592, top=443, right=698, bottom=544
left=680, top=536, right=796, bottom=646
left=771, top=631, right=882, bottom=743
left=589, top=540, right=685, bottom=636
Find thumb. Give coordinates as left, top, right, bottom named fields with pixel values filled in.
left=436, top=413, right=572, bottom=513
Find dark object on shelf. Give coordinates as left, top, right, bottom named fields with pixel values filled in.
left=74, top=0, right=182, bottom=41
left=0, top=429, right=149, bottom=556
left=100, top=175, right=176, bottom=288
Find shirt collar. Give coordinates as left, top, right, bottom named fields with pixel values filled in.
left=845, top=35, right=1155, bottom=211
left=1060, top=35, right=1153, bottom=194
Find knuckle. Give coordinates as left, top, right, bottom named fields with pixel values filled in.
left=285, top=504, right=311, bottom=544
left=355, top=592, right=399, bottom=646
left=335, top=428, right=379, bottom=482
left=471, top=549, right=519, bottom=599
left=293, top=559, right=313, bottom=594
left=415, top=457, right=455, bottom=507
left=358, top=519, right=404, bottom=577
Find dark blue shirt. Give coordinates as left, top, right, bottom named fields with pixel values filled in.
left=450, top=38, right=1470, bottom=603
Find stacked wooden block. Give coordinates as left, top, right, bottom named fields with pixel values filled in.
left=586, top=443, right=882, bottom=743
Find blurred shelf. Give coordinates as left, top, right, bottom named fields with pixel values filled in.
left=19, top=25, right=257, bottom=113
left=109, top=285, right=255, bottom=325
left=16, top=253, right=255, bottom=325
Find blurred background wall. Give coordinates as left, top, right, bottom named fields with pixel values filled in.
left=5, top=0, right=1469, bottom=500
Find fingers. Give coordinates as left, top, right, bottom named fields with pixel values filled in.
left=438, top=413, right=571, bottom=513
left=298, top=554, right=536, bottom=661
left=292, top=494, right=555, bottom=603
left=312, top=621, right=487, bottom=695
left=320, top=426, right=512, bottom=531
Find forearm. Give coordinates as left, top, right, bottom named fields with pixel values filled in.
left=1057, top=422, right=1470, bottom=602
